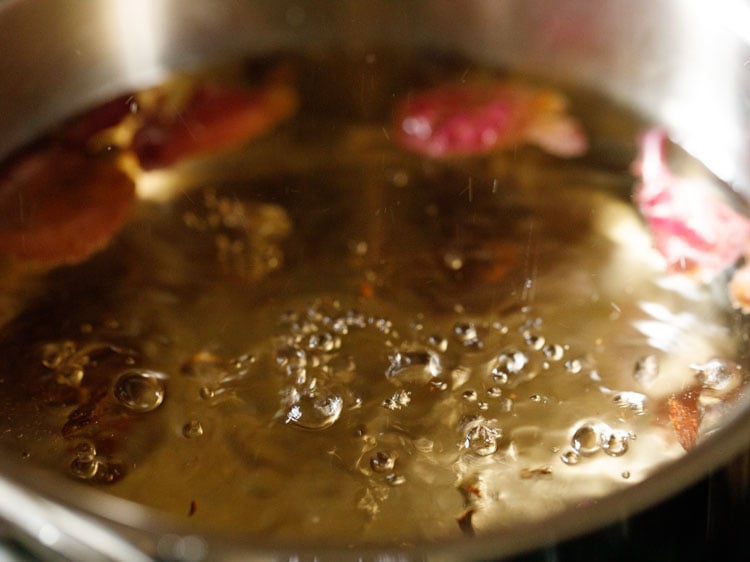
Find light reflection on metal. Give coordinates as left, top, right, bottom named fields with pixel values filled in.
left=111, top=0, right=166, bottom=84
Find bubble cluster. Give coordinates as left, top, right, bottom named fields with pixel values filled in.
left=211, top=297, right=642, bottom=502
left=68, top=440, right=124, bottom=483
left=490, top=349, right=531, bottom=386
left=183, top=188, right=292, bottom=282
left=382, top=389, right=412, bottom=410
left=286, top=391, right=343, bottom=430
left=691, top=358, right=744, bottom=396
left=40, top=340, right=135, bottom=388
left=41, top=340, right=86, bottom=387
left=70, top=441, right=99, bottom=479
left=565, top=421, right=633, bottom=462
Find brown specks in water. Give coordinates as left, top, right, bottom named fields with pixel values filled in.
left=520, top=466, right=553, bottom=479
left=457, top=509, right=476, bottom=537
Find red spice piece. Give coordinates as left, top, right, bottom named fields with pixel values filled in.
left=359, top=280, right=374, bottom=299
left=0, top=146, right=135, bottom=265
left=392, top=80, right=588, bottom=159
left=131, top=79, right=298, bottom=170
left=58, top=94, right=135, bottom=146
left=666, top=389, right=701, bottom=450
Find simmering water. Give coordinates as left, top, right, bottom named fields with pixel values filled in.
left=0, top=51, right=747, bottom=544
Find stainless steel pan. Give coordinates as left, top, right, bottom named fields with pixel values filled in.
left=1, top=1, right=750, bottom=560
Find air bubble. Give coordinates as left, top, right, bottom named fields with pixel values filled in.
left=70, top=440, right=99, bottom=479
left=613, top=391, right=647, bottom=414
left=305, top=332, right=341, bottom=353
left=453, top=322, right=483, bottom=348
left=351, top=240, right=369, bottom=256
left=230, top=354, right=256, bottom=374
left=523, top=331, right=545, bottom=350
left=199, top=386, right=215, bottom=400
left=443, top=251, right=464, bottom=271
left=94, top=462, right=123, bottom=484
left=601, top=430, right=630, bottom=457
left=286, top=391, right=343, bottom=430
left=487, top=387, right=502, bottom=399
left=341, top=310, right=367, bottom=329
left=565, top=358, right=583, bottom=374
left=279, top=310, right=299, bottom=325
left=112, top=370, right=167, bottom=412
left=305, top=306, right=325, bottom=323
left=331, top=318, right=349, bottom=335
left=382, top=390, right=412, bottom=410
left=542, top=344, right=564, bottom=361
left=414, top=438, right=434, bottom=453
left=561, top=450, right=580, bottom=465
left=492, top=350, right=529, bottom=375
left=460, top=417, right=500, bottom=456
left=182, top=420, right=204, bottom=438
left=691, top=359, right=744, bottom=395
left=370, top=451, right=396, bottom=473
left=70, top=457, right=99, bottom=480
left=491, top=370, right=509, bottom=384
left=633, top=355, right=659, bottom=385
left=73, top=441, right=96, bottom=462
left=41, top=341, right=77, bottom=370
left=427, top=334, right=448, bottom=352
left=429, top=380, right=448, bottom=391
left=386, top=349, right=442, bottom=383
left=464, top=424, right=499, bottom=456
left=462, top=390, right=478, bottom=402
left=571, top=423, right=601, bottom=456
left=374, top=318, right=393, bottom=335
left=40, top=340, right=87, bottom=387
left=491, top=321, right=509, bottom=334
left=382, top=398, right=398, bottom=410
left=275, top=345, right=307, bottom=372
left=386, top=473, right=406, bottom=486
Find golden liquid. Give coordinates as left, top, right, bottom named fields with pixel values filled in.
left=0, top=52, right=745, bottom=545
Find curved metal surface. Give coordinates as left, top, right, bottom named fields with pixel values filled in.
left=1, top=0, right=750, bottom=560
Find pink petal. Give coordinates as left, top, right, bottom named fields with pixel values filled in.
left=393, top=81, right=587, bottom=159
left=633, top=129, right=750, bottom=279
